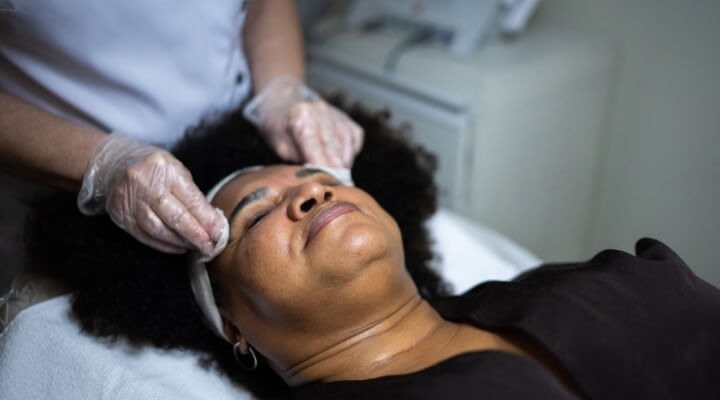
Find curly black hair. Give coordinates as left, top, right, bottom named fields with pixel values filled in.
left=24, top=105, right=449, bottom=398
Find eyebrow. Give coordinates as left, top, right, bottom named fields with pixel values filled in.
left=228, top=187, right=269, bottom=228
left=295, top=168, right=324, bottom=178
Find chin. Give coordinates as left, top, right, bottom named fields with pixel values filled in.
left=312, top=220, right=399, bottom=281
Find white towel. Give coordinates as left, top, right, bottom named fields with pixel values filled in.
left=0, top=295, right=254, bottom=400
left=427, top=208, right=541, bottom=294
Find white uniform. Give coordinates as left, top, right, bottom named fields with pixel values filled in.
left=0, top=0, right=251, bottom=147
left=0, top=1, right=252, bottom=293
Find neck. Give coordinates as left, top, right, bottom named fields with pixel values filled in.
left=278, top=294, right=460, bottom=386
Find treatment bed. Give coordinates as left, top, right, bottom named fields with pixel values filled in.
left=0, top=208, right=539, bottom=400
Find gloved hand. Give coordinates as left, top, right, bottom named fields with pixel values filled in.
left=77, top=134, right=226, bottom=255
left=243, top=76, right=364, bottom=168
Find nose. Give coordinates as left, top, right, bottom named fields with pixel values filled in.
left=287, top=182, right=335, bottom=221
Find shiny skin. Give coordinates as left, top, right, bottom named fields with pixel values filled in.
left=210, top=165, right=414, bottom=369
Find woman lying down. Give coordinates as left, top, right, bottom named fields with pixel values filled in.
left=20, top=106, right=720, bottom=399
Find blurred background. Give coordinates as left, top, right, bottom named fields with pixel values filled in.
left=0, top=0, right=718, bottom=291
left=297, top=0, right=720, bottom=286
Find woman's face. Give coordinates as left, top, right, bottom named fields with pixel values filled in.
left=210, top=165, right=412, bottom=364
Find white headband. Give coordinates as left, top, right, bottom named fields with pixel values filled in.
left=188, top=164, right=353, bottom=342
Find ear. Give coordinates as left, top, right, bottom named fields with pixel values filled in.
left=220, top=308, right=250, bottom=353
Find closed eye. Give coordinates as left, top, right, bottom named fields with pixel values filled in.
left=320, top=177, right=342, bottom=187
left=247, top=209, right=271, bottom=230
left=237, top=174, right=340, bottom=234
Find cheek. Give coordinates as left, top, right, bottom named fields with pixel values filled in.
left=367, top=201, right=405, bottom=265
left=232, top=217, right=306, bottom=315
left=359, top=194, right=404, bottom=247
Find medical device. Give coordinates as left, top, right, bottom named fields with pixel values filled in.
left=346, top=0, right=541, bottom=57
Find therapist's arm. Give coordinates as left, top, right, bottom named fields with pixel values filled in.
left=0, top=91, right=105, bottom=190
left=241, top=0, right=364, bottom=168
left=243, top=0, right=304, bottom=92
left=0, top=90, right=224, bottom=255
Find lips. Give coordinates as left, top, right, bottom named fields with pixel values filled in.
left=306, top=202, right=359, bottom=247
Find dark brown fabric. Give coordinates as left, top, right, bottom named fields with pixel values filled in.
left=293, top=239, right=720, bottom=399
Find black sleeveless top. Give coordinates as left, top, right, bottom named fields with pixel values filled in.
left=293, top=239, right=720, bottom=399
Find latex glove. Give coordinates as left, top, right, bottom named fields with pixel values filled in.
left=77, top=134, right=226, bottom=255
left=243, top=76, right=363, bottom=168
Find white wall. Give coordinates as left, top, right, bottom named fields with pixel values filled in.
left=538, top=0, right=720, bottom=286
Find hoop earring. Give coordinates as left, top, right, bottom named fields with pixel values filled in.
left=232, top=342, right=258, bottom=371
